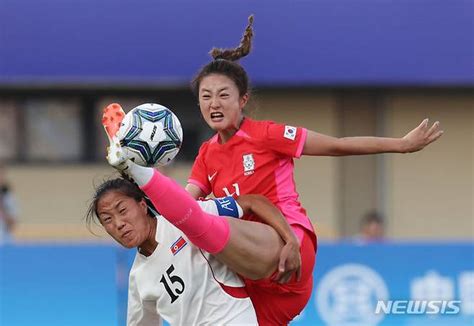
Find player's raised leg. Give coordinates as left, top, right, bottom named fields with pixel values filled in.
left=102, top=105, right=285, bottom=280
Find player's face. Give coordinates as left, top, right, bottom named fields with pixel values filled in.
left=198, top=74, right=249, bottom=135
left=97, top=191, right=152, bottom=248
left=363, top=222, right=384, bottom=241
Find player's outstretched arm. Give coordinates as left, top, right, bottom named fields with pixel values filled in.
left=237, top=194, right=301, bottom=284
left=302, top=119, right=443, bottom=156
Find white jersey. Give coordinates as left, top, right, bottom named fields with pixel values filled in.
left=127, top=199, right=255, bottom=326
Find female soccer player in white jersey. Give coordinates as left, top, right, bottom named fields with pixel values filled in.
left=87, top=177, right=302, bottom=325
left=183, top=15, right=444, bottom=325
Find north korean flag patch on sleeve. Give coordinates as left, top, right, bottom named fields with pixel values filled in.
left=284, top=125, right=297, bottom=140
left=170, top=236, right=188, bottom=255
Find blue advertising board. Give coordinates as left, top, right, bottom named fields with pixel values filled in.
left=0, top=244, right=119, bottom=326
left=293, top=243, right=474, bottom=326
left=1, top=0, right=472, bottom=86
left=1, top=243, right=473, bottom=325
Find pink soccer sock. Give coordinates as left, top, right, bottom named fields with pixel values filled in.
left=141, top=169, right=230, bottom=254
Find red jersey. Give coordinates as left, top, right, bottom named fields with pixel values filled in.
left=189, top=118, right=314, bottom=236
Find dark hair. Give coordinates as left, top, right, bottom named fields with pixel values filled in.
left=191, top=15, right=254, bottom=98
left=361, top=211, right=384, bottom=227
left=85, top=178, right=157, bottom=232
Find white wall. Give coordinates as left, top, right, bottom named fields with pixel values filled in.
left=384, top=93, right=473, bottom=239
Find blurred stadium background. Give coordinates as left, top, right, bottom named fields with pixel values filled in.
left=0, top=1, right=472, bottom=325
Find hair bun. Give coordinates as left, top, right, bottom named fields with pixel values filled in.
left=208, top=14, right=255, bottom=62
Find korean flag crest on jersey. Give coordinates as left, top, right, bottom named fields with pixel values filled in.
left=243, top=154, right=255, bottom=175
left=284, top=125, right=297, bottom=141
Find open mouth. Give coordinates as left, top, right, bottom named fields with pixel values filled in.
left=210, top=112, right=224, bottom=122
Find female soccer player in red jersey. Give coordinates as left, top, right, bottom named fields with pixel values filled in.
left=103, top=120, right=309, bottom=325
left=184, top=16, right=444, bottom=325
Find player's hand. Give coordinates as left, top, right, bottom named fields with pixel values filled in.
left=401, top=119, right=444, bottom=153
left=273, top=239, right=301, bottom=284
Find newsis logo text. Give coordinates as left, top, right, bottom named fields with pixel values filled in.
left=375, top=300, right=461, bottom=315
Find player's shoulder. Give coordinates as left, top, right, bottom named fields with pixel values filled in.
left=129, top=252, right=143, bottom=277
left=195, top=139, right=211, bottom=159
left=197, top=134, right=219, bottom=152
left=156, top=217, right=184, bottom=240
left=243, top=117, right=274, bottom=129
left=241, top=118, right=275, bottom=138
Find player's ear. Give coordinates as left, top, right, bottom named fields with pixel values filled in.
left=240, top=93, right=249, bottom=109
left=138, top=198, right=148, bottom=214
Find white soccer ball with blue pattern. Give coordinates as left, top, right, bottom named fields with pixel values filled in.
left=117, top=103, right=183, bottom=166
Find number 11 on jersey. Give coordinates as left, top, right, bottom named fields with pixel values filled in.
left=223, top=183, right=240, bottom=197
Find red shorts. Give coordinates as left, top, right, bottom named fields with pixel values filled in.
left=243, top=226, right=317, bottom=325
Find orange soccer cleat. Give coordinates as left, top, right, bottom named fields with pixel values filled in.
left=102, top=103, right=125, bottom=140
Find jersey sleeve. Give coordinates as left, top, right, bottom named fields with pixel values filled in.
left=188, top=143, right=212, bottom=196
left=197, top=197, right=243, bottom=219
left=261, top=121, right=307, bottom=158
left=127, top=275, right=163, bottom=326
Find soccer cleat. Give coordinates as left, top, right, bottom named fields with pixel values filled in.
left=102, top=103, right=125, bottom=141
left=102, top=103, right=128, bottom=170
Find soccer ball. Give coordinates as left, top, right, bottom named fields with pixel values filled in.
left=117, top=103, right=183, bottom=166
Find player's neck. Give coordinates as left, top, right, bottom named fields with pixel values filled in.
left=218, top=129, right=237, bottom=144
left=218, top=117, right=245, bottom=144
left=138, top=218, right=158, bottom=257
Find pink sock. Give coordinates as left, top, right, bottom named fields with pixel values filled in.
left=141, top=169, right=230, bottom=254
